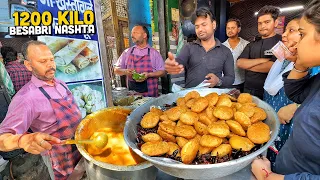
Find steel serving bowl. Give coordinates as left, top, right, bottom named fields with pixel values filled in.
left=75, top=107, right=157, bottom=180
left=124, top=88, right=280, bottom=179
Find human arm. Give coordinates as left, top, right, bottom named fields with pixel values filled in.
left=149, top=50, right=166, bottom=78
left=236, top=43, right=270, bottom=70
left=283, top=71, right=315, bottom=104
left=237, top=58, right=271, bottom=70
left=0, top=132, right=61, bottom=154
left=114, top=67, right=133, bottom=76
left=0, top=97, right=60, bottom=154
left=136, top=70, right=165, bottom=82
left=113, top=49, right=133, bottom=76
left=165, top=44, right=190, bottom=74
left=277, top=103, right=298, bottom=124
left=220, top=49, right=235, bottom=87
left=248, top=61, right=274, bottom=73
left=252, top=156, right=320, bottom=180
left=251, top=156, right=284, bottom=180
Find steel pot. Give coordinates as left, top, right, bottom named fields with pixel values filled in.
left=124, top=88, right=280, bottom=179
left=75, top=107, right=158, bottom=180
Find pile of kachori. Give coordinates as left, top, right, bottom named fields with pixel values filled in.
left=136, top=91, right=270, bottom=164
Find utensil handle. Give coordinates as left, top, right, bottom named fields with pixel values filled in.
left=62, top=139, right=94, bottom=145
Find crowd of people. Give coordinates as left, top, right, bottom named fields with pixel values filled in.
left=0, top=0, right=319, bottom=179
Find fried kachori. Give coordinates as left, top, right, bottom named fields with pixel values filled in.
left=247, top=122, right=270, bottom=144
left=206, top=106, right=218, bottom=121
left=211, top=144, right=232, bottom=157
left=200, top=135, right=223, bottom=148
left=213, top=106, right=234, bottom=120
left=141, top=141, right=169, bottom=156
left=194, top=121, right=208, bottom=135
left=185, top=91, right=201, bottom=101
left=159, top=122, right=176, bottom=135
left=238, top=104, right=255, bottom=118
left=140, top=112, right=160, bottom=128
left=216, top=96, right=233, bottom=107
left=160, top=120, right=176, bottom=127
left=234, top=111, right=251, bottom=129
left=205, top=92, right=219, bottom=107
left=150, top=107, right=163, bottom=116
left=191, top=97, right=209, bottom=113
left=180, top=111, right=199, bottom=125
left=237, top=93, right=252, bottom=104
left=175, top=125, right=197, bottom=139
left=142, top=133, right=163, bottom=142
left=199, top=112, right=213, bottom=125
left=207, top=122, right=230, bottom=138
left=176, top=137, right=189, bottom=148
left=137, top=90, right=272, bottom=165
left=198, top=145, right=214, bottom=155
left=186, top=98, right=197, bottom=108
left=165, top=106, right=186, bottom=121
left=226, top=120, right=246, bottom=137
left=181, top=139, right=200, bottom=164
left=176, top=97, right=186, bottom=107
left=157, top=129, right=176, bottom=142
left=167, top=142, right=181, bottom=156
left=229, top=136, right=255, bottom=151
left=160, top=114, right=170, bottom=121
left=251, top=107, right=267, bottom=123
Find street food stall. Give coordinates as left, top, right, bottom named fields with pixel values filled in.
left=0, top=0, right=307, bottom=179
left=74, top=88, right=279, bottom=179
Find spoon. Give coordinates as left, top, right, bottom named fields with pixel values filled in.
left=61, top=132, right=109, bottom=149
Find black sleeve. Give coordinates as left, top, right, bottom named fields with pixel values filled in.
left=238, top=43, right=251, bottom=59
left=176, top=44, right=190, bottom=67
left=283, top=72, right=316, bottom=104
left=221, top=49, right=235, bottom=87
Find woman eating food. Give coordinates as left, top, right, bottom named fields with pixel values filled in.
left=251, top=0, right=320, bottom=179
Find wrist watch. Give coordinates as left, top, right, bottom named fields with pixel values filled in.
left=216, top=79, right=222, bottom=86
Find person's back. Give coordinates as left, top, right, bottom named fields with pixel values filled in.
left=5, top=61, right=32, bottom=92
left=1, top=46, right=32, bottom=92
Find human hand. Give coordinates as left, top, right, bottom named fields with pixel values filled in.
left=205, top=73, right=219, bottom=87
left=277, top=103, right=298, bottom=124
left=125, top=69, right=134, bottom=75
left=19, top=132, right=61, bottom=154
left=284, top=41, right=298, bottom=63
left=251, top=156, right=272, bottom=180
left=135, top=72, right=148, bottom=82
left=165, top=52, right=184, bottom=74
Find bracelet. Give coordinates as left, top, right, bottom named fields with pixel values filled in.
left=293, top=64, right=309, bottom=73
left=262, top=168, right=273, bottom=179
left=17, top=132, right=29, bottom=149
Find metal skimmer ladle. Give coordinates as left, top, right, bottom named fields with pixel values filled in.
left=61, top=132, right=109, bottom=149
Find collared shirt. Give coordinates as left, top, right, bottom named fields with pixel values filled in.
left=115, top=44, right=165, bottom=71
left=0, top=75, right=69, bottom=135
left=223, top=37, right=249, bottom=85
left=0, top=62, right=15, bottom=98
left=5, top=61, right=32, bottom=92
left=176, top=38, right=235, bottom=88
left=238, top=34, right=282, bottom=90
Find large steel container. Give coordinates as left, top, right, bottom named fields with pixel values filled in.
left=124, top=88, right=280, bottom=179
left=74, top=107, right=158, bottom=180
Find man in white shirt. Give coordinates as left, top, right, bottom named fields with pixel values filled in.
left=223, top=18, right=249, bottom=92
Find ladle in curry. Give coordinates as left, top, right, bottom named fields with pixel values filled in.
left=59, top=132, right=109, bottom=149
